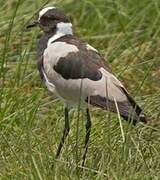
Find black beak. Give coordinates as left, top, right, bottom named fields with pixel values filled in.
left=26, top=21, right=39, bottom=29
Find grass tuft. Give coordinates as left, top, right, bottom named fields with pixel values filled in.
left=0, top=0, right=160, bottom=179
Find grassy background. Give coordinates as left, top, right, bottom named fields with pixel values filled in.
left=0, top=0, right=160, bottom=179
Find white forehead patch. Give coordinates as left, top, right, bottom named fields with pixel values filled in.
left=39, top=6, right=56, bottom=20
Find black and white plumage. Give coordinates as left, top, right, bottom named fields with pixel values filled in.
left=27, top=6, right=147, bottom=166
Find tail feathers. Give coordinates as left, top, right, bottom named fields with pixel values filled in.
left=86, top=95, right=147, bottom=125
left=120, top=87, right=147, bottom=124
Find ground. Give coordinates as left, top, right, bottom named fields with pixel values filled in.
left=0, top=0, right=160, bottom=179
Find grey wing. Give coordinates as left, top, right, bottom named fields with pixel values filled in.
left=53, top=46, right=108, bottom=81
left=50, top=39, right=147, bottom=124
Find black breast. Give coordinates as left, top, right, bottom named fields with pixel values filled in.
left=37, top=33, right=53, bottom=82
left=37, top=33, right=53, bottom=57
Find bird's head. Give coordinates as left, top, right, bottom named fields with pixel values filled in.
left=27, top=6, right=73, bottom=34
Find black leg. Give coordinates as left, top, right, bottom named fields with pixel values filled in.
left=56, top=107, right=70, bottom=158
left=82, top=108, right=92, bottom=166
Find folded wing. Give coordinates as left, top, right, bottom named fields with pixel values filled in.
left=52, top=36, right=147, bottom=124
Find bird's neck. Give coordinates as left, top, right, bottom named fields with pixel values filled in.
left=47, top=22, right=73, bottom=46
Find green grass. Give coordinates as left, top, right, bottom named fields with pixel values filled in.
left=0, top=0, right=160, bottom=179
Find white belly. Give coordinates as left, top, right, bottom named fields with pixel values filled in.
left=43, top=67, right=106, bottom=105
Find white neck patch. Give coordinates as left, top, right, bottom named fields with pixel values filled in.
left=57, top=22, right=73, bottom=35
left=48, top=22, right=73, bottom=46
left=39, top=6, right=56, bottom=20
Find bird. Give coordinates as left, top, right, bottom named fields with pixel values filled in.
left=27, top=6, right=147, bottom=166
